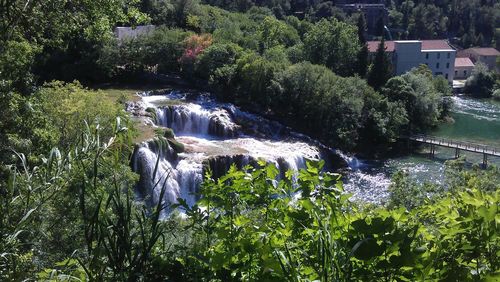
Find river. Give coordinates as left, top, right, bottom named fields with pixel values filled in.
left=129, top=91, right=500, bottom=211
left=345, top=95, right=500, bottom=204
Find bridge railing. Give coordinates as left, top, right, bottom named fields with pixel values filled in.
left=407, top=134, right=500, bottom=156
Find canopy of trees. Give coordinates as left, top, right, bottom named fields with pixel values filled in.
left=1, top=1, right=497, bottom=280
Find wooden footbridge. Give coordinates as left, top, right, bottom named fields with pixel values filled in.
left=405, top=135, right=500, bottom=166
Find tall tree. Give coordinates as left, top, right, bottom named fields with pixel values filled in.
left=368, top=38, right=392, bottom=90
left=357, top=14, right=369, bottom=77
left=303, top=18, right=361, bottom=76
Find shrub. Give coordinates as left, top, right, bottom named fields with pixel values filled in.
left=493, top=88, right=500, bottom=100
left=464, top=63, right=496, bottom=98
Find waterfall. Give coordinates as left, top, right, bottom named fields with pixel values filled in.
left=132, top=139, right=203, bottom=215
left=131, top=91, right=346, bottom=214
left=156, top=104, right=238, bottom=138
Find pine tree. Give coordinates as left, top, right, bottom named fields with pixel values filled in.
left=375, top=17, right=385, bottom=37
left=368, top=37, right=392, bottom=90
left=357, top=14, right=369, bottom=77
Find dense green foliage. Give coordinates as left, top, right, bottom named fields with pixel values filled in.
left=383, top=65, right=452, bottom=132
left=97, top=10, right=448, bottom=152
left=2, top=138, right=499, bottom=280
left=1, top=1, right=498, bottom=281
left=1, top=0, right=456, bottom=154
left=0, top=0, right=148, bottom=85
left=194, top=0, right=500, bottom=48
left=464, top=63, right=498, bottom=98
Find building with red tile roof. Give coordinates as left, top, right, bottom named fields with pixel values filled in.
left=457, top=47, right=499, bottom=72
left=367, top=40, right=456, bottom=81
left=454, top=58, right=475, bottom=80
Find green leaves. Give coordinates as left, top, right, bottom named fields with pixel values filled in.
left=351, top=237, right=381, bottom=261
left=303, top=18, right=361, bottom=77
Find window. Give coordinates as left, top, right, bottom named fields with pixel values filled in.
left=436, top=63, right=440, bottom=69
left=447, top=52, right=451, bottom=59
left=437, top=53, right=441, bottom=59
left=445, top=74, right=449, bottom=79
left=455, top=70, right=458, bottom=76
left=446, top=62, right=450, bottom=68
left=426, top=53, right=429, bottom=59
left=464, top=70, right=467, bottom=76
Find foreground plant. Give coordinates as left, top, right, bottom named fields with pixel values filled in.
left=178, top=160, right=499, bottom=281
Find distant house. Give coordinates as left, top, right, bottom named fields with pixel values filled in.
left=367, top=40, right=456, bottom=82
left=457, top=47, right=499, bottom=72
left=114, top=25, right=156, bottom=41
left=454, top=58, right=475, bottom=80
left=338, top=3, right=388, bottom=35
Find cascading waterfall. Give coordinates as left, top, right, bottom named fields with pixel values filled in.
left=156, top=104, right=239, bottom=138
left=131, top=91, right=326, bottom=213
left=131, top=139, right=203, bottom=215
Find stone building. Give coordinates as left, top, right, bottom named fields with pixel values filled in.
left=454, top=57, right=475, bottom=80
left=367, top=40, right=457, bottom=82
left=457, top=48, right=499, bottom=72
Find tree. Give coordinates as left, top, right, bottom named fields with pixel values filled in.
left=375, top=16, right=385, bottom=37
left=356, top=14, right=369, bottom=77
left=464, top=62, right=496, bottom=98
left=257, top=16, right=300, bottom=51
left=179, top=33, right=213, bottom=76
left=368, top=38, right=392, bottom=90
left=196, top=43, right=243, bottom=79
left=235, top=52, right=280, bottom=107
left=382, top=65, right=448, bottom=132
left=303, top=18, right=361, bottom=76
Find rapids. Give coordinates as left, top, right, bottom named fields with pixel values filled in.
left=130, top=91, right=340, bottom=214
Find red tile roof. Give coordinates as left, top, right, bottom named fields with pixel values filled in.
left=367, top=41, right=395, bottom=52
left=421, top=40, right=454, bottom=50
left=466, top=48, right=500, bottom=57
left=455, top=57, right=474, bottom=68
left=367, top=40, right=453, bottom=52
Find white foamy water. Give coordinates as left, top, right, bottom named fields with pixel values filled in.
left=452, top=96, right=500, bottom=122
left=132, top=92, right=326, bottom=214
left=156, top=104, right=239, bottom=137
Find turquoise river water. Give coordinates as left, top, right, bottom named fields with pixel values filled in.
left=344, top=96, right=500, bottom=203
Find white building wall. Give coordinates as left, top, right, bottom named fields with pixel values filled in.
left=393, top=41, right=422, bottom=75
left=454, top=66, right=474, bottom=80
left=421, top=50, right=456, bottom=82
left=114, top=25, right=156, bottom=41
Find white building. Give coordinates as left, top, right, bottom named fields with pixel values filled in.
left=368, top=40, right=456, bottom=82
left=454, top=57, right=475, bottom=80
left=457, top=47, right=499, bottom=72
left=114, top=25, right=156, bottom=41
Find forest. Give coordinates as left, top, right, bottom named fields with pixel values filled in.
left=1, top=0, right=499, bottom=281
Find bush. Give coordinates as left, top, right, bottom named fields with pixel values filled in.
left=177, top=160, right=500, bottom=281
left=493, top=88, right=500, bottom=100
left=464, top=63, right=496, bottom=98
left=34, top=81, right=124, bottom=149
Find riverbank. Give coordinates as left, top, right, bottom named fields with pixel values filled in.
left=346, top=95, right=500, bottom=204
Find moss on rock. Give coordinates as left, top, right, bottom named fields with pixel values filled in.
left=167, top=138, right=185, bottom=153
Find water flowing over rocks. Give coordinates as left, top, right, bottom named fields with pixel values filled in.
left=156, top=104, right=239, bottom=138
left=129, top=90, right=352, bottom=213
